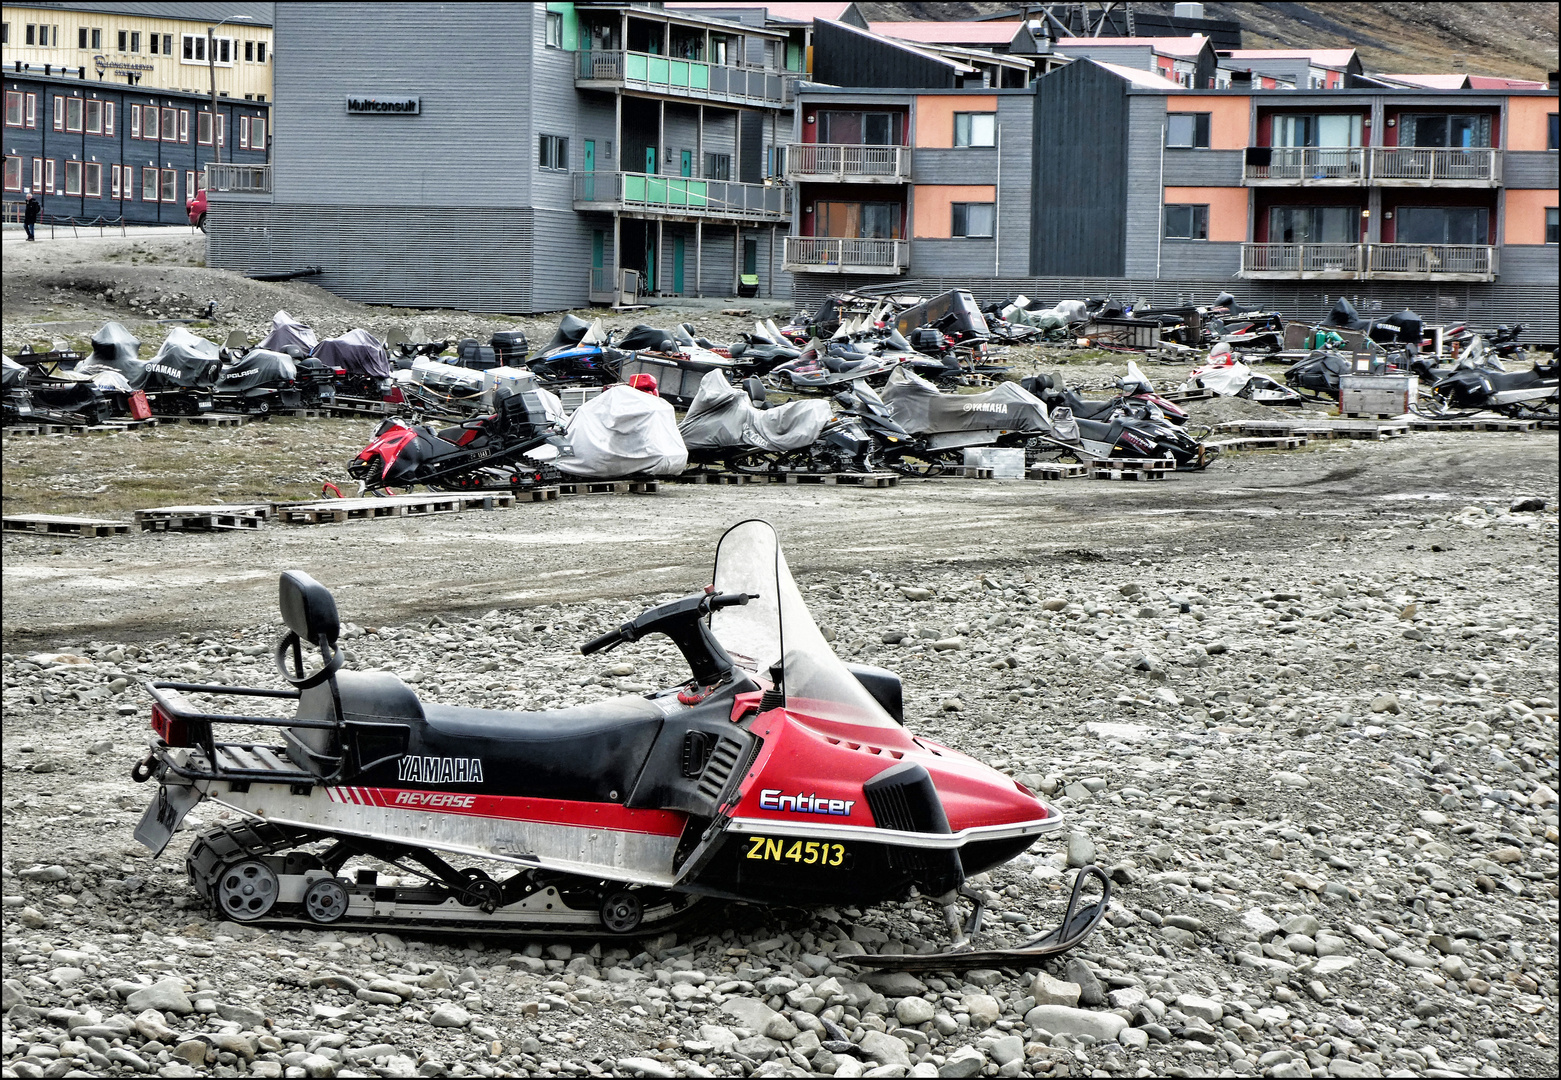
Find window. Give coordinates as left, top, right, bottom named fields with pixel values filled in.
left=538, top=134, right=568, bottom=170
left=704, top=152, right=731, bottom=180
left=218, top=38, right=231, bottom=63
left=2, top=23, right=8, bottom=45
left=4, top=91, right=20, bottom=128
left=53, top=96, right=63, bottom=131
left=65, top=97, right=84, bottom=133
left=1166, top=112, right=1211, bottom=148
left=103, top=101, right=113, bottom=135
left=131, top=104, right=142, bottom=138
left=161, top=168, right=177, bottom=202
left=1272, top=113, right=1363, bottom=147
left=179, top=109, right=190, bottom=143
left=248, top=116, right=265, bottom=148
left=26, top=93, right=36, bottom=128
left=1163, top=204, right=1209, bottom=240
left=142, top=166, right=158, bottom=201
left=186, top=169, right=196, bottom=196
left=1398, top=113, right=1491, bottom=148
left=1546, top=207, right=1559, bottom=245
left=815, top=201, right=901, bottom=239
left=1397, top=206, right=1489, bottom=246
left=545, top=10, right=563, bottom=47
left=245, top=40, right=253, bottom=62
left=85, top=162, right=101, bottom=197
left=953, top=112, right=996, bottom=147
left=765, top=145, right=786, bottom=178
left=1548, top=114, right=1558, bottom=152
left=951, top=202, right=995, bottom=237
left=118, top=29, right=126, bottom=52
left=64, top=160, right=82, bottom=196
left=44, top=159, right=55, bottom=193
left=162, top=107, right=177, bottom=141
left=1269, top=205, right=1357, bottom=244
left=817, top=111, right=902, bottom=146
left=183, top=34, right=205, bottom=62
left=85, top=99, right=102, bottom=134
left=78, top=26, right=87, bottom=48
left=151, top=33, right=159, bottom=55
left=156, top=33, right=171, bottom=56
left=198, top=111, right=213, bottom=145
left=110, top=164, right=121, bottom=198
left=256, top=41, right=266, bottom=63
left=3, top=156, right=19, bottom=192
left=31, top=157, right=41, bottom=188
left=130, top=31, right=140, bottom=52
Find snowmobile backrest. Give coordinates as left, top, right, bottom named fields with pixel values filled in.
left=279, top=570, right=340, bottom=648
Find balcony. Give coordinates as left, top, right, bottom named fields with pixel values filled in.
left=1239, top=243, right=1496, bottom=282
left=1369, top=147, right=1500, bottom=187
left=204, top=163, right=271, bottom=195
left=782, top=236, right=909, bottom=274
left=572, top=172, right=790, bottom=223
left=1242, top=147, right=1500, bottom=187
left=786, top=144, right=912, bottom=184
left=576, top=50, right=788, bottom=109
left=1244, top=147, right=1366, bottom=186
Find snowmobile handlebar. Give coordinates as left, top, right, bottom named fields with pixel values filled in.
left=580, top=592, right=755, bottom=656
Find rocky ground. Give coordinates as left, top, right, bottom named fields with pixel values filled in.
left=3, top=486, right=1557, bottom=1080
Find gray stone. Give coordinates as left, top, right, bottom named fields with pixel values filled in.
left=986, top=1035, right=1024, bottom=1067
left=1065, top=834, right=1096, bottom=867
left=859, top=1030, right=912, bottom=1068
left=961, top=993, right=1000, bottom=1027
left=762, top=1013, right=799, bottom=1042
left=428, top=1003, right=470, bottom=1028
left=2, top=980, right=27, bottom=1011
left=1065, top=958, right=1106, bottom=1007
left=125, top=979, right=192, bottom=1016
left=19, top=865, right=69, bottom=882
left=863, top=972, right=927, bottom=999
left=1024, top=1004, right=1128, bottom=1042
left=1176, top=994, right=1223, bottom=1024
left=214, top=1002, right=266, bottom=1028
left=895, top=997, right=935, bottom=1026
left=617, top=1058, right=676, bottom=1079
left=937, top=1047, right=986, bottom=1078
left=1283, top=915, right=1320, bottom=936
left=723, top=997, right=780, bottom=1032
left=1029, top=973, right=1081, bottom=1008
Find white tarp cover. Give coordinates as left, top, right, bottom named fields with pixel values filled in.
left=880, top=365, right=1052, bottom=435
left=678, top=369, right=830, bottom=452
left=555, top=384, right=687, bottom=478
left=256, top=310, right=319, bottom=354
left=1183, top=359, right=1253, bottom=396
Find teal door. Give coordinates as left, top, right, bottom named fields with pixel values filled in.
left=672, top=235, right=685, bottom=293
left=645, top=146, right=657, bottom=174
left=680, top=149, right=692, bottom=177
left=644, top=233, right=656, bottom=293
left=582, top=139, right=596, bottom=200
left=592, top=230, right=604, bottom=270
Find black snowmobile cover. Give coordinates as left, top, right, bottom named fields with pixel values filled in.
left=1382, top=309, right=1424, bottom=347
left=216, top=348, right=296, bottom=394
left=2, top=355, right=26, bottom=389
left=618, top=325, right=676, bottom=352
left=880, top=365, right=1050, bottom=436
left=146, top=328, right=222, bottom=387
left=539, top=314, right=593, bottom=356
left=91, top=321, right=142, bottom=365
left=256, top=310, right=319, bottom=355
left=1325, top=299, right=1368, bottom=330
left=316, top=329, right=390, bottom=378
left=893, top=290, right=989, bottom=339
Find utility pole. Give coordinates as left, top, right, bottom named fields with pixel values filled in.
left=207, top=15, right=255, bottom=166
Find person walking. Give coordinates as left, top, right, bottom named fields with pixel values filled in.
left=24, top=191, right=41, bottom=241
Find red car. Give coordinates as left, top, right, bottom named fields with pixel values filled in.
left=186, top=188, right=207, bottom=230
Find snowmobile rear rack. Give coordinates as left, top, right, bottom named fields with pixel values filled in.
left=841, top=865, right=1111, bottom=971
left=143, top=679, right=345, bottom=786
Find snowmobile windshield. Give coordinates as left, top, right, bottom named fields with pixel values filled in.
left=710, top=520, right=897, bottom=729
left=618, top=325, right=674, bottom=352
left=1121, top=361, right=1153, bottom=396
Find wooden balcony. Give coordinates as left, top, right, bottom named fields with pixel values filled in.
left=1242, top=147, right=1500, bottom=187
left=1368, top=147, right=1500, bottom=187
left=573, top=172, right=790, bottom=224
left=576, top=50, right=788, bottom=109
left=782, top=236, right=909, bottom=274
left=1240, top=243, right=1496, bottom=281
left=1243, top=147, right=1366, bottom=186
left=785, top=144, right=912, bottom=184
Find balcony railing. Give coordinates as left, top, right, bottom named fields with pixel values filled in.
left=576, top=49, right=787, bottom=108
left=786, top=143, right=912, bottom=183
left=1244, top=147, right=1366, bottom=184
left=782, top=236, right=909, bottom=274
left=573, top=171, right=790, bottom=223
left=205, top=163, right=271, bottom=194
left=1369, top=147, right=1499, bottom=185
left=1240, top=243, right=1496, bottom=281
left=1243, top=146, right=1499, bottom=186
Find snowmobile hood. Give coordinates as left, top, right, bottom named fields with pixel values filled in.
left=150, top=327, right=223, bottom=387
left=256, top=310, right=319, bottom=354
left=880, top=365, right=1054, bottom=436
left=892, top=289, right=990, bottom=339
left=317, top=329, right=391, bottom=378
left=217, top=348, right=296, bottom=393
left=90, top=321, right=142, bottom=365
left=1326, top=298, right=1367, bottom=330
left=555, top=383, right=687, bottom=478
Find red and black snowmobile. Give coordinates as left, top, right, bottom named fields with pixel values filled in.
left=130, top=521, right=1107, bottom=965
left=347, top=388, right=563, bottom=493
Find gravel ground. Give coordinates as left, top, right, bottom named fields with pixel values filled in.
left=3, top=225, right=1558, bottom=1080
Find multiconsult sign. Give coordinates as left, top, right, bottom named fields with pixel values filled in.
left=346, top=96, right=420, bottom=116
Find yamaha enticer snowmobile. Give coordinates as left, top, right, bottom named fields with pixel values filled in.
left=130, top=522, right=1108, bottom=962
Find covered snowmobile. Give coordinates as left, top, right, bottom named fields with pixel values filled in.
left=213, top=348, right=298, bottom=413
left=555, top=383, right=688, bottom=478
left=880, top=365, right=1080, bottom=459
left=129, top=521, right=1108, bottom=962
left=80, top=323, right=215, bottom=414
left=255, top=310, right=320, bottom=357
left=317, top=329, right=391, bottom=400
left=679, top=369, right=831, bottom=471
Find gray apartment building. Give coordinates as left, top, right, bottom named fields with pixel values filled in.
left=207, top=2, right=802, bottom=312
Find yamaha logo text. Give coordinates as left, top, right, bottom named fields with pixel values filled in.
left=397, top=756, right=484, bottom=784
left=759, top=789, right=855, bottom=816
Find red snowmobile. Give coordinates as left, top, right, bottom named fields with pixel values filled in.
left=130, top=521, right=1107, bottom=964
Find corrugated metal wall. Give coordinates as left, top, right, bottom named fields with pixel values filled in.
left=1122, top=95, right=1166, bottom=278
left=791, top=273, right=1560, bottom=341
left=1032, top=60, right=1128, bottom=276
left=211, top=204, right=536, bottom=313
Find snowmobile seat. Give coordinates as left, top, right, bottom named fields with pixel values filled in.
left=279, top=571, right=340, bottom=647
left=419, top=697, right=665, bottom=802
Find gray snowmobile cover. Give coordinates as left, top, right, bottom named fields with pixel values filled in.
left=678, top=369, right=830, bottom=452
left=147, top=327, right=222, bottom=387
left=880, top=365, right=1051, bottom=435
left=316, top=329, right=391, bottom=378
left=3, top=355, right=26, bottom=389
left=555, top=384, right=687, bottom=478
left=256, top=310, right=319, bottom=354
left=216, top=348, right=296, bottom=394
left=91, top=321, right=141, bottom=365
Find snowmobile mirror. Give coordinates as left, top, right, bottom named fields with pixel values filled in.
left=278, top=570, right=340, bottom=648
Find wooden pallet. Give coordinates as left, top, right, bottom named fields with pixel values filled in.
left=514, top=486, right=560, bottom=502
left=3, top=514, right=133, bottom=537
left=1158, top=387, right=1218, bottom=403
left=1209, top=419, right=1408, bottom=441
left=83, top=418, right=161, bottom=434
left=833, top=472, right=898, bottom=487
left=330, top=400, right=392, bottom=417
left=943, top=466, right=993, bottom=480
left=1088, top=457, right=1173, bottom=481
left=556, top=479, right=661, bottom=496
left=672, top=471, right=765, bottom=485
left=283, top=408, right=329, bottom=419
left=1341, top=411, right=1410, bottom=421
left=2, top=423, right=72, bottom=437
left=1027, top=463, right=1088, bottom=481
left=1407, top=417, right=1538, bottom=433
left=178, top=413, right=252, bottom=428
left=136, top=504, right=271, bottom=532
left=1204, top=436, right=1308, bottom=453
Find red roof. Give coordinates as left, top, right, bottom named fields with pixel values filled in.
left=1055, top=35, right=1208, bottom=58
left=1467, top=75, right=1547, bottom=89
left=1380, top=73, right=1469, bottom=89
left=868, top=20, right=1022, bottom=45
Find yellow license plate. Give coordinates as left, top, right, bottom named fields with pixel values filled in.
left=744, top=836, right=850, bottom=868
